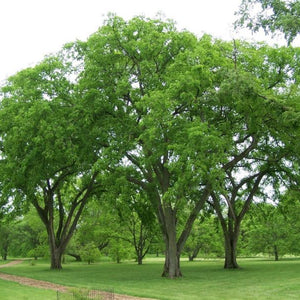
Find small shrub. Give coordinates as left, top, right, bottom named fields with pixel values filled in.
left=108, top=239, right=133, bottom=263
left=79, top=242, right=101, bottom=265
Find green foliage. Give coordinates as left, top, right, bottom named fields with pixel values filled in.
left=278, top=189, right=300, bottom=254
left=239, top=191, right=300, bottom=259
left=0, top=223, right=10, bottom=260
left=8, top=208, right=48, bottom=259
left=245, top=203, right=291, bottom=259
left=108, top=239, right=133, bottom=263
left=79, top=242, right=101, bottom=265
left=104, top=179, right=160, bottom=264
left=27, top=245, right=49, bottom=260
left=183, top=215, right=223, bottom=259
left=1, top=14, right=300, bottom=275
left=0, top=43, right=120, bottom=268
left=236, top=0, right=300, bottom=44
left=72, top=201, right=111, bottom=252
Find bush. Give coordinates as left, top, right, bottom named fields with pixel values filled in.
left=79, top=242, right=101, bottom=264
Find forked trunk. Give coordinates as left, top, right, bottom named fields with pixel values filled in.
left=48, top=224, right=68, bottom=270
left=212, top=193, right=240, bottom=269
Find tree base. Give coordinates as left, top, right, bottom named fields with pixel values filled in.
left=224, top=261, right=240, bottom=269
left=161, top=268, right=182, bottom=278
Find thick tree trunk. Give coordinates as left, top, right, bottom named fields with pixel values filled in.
left=162, top=246, right=182, bottom=278
left=161, top=207, right=182, bottom=278
left=50, top=247, right=63, bottom=269
left=224, top=231, right=239, bottom=269
left=137, top=255, right=143, bottom=265
left=47, top=223, right=68, bottom=270
left=158, top=187, right=210, bottom=277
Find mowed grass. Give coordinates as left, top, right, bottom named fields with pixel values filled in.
left=1, top=257, right=300, bottom=299
left=0, top=278, right=56, bottom=300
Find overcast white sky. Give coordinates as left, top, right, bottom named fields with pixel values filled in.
left=0, top=0, right=296, bottom=83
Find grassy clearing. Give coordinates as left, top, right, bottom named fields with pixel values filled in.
left=0, top=278, right=56, bottom=300
left=1, top=257, right=300, bottom=299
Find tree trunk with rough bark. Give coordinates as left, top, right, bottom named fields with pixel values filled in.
left=137, top=254, right=143, bottom=265
left=162, top=242, right=182, bottom=278
left=155, top=186, right=210, bottom=278
left=223, top=230, right=239, bottom=269
left=160, top=206, right=182, bottom=278
left=50, top=247, right=64, bottom=269
left=47, top=222, right=70, bottom=270
left=211, top=173, right=265, bottom=270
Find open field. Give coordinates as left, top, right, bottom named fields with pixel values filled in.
left=1, top=257, right=300, bottom=299
left=0, top=278, right=56, bottom=300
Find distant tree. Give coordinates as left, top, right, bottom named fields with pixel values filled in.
left=108, top=239, right=133, bottom=263
left=79, top=242, right=101, bottom=265
left=72, top=200, right=111, bottom=255
left=9, top=208, right=48, bottom=259
left=278, top=188, right=300, bottom=255
left=236, top=0, right=300, bottom=44
left=246, top=203, right=291, bottom=260
left=106, top=177, right=160, bottom=265
left=184, top=215, right=223, bottom=261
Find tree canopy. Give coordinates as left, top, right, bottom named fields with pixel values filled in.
left=0, top=49, right=121, bottom=269
left=0, top=14, right=300, bottom=277
left=236, top=0, right=300, bottom=45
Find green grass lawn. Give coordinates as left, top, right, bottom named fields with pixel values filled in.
left=1, top=257, right=300, bottom=299
left=0, top=278, right=56, bottom=300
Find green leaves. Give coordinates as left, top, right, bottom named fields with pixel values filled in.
left=0, top=14, right=299, bottom=272
left=236, top=0, right=300, bottom=45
